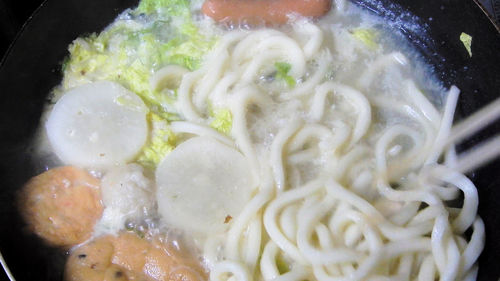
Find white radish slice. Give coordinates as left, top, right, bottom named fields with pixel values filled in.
left=46, top=81, right=148, bottom=168
left=156, top=136, right=255, bottom=235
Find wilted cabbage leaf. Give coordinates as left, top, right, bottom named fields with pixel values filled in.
left=351, top=28, right=378, bottom=49
left=210, top=108, right=233, bottom=135
left=460, top=32, right=472, bottom=57
left=136, top=113, right=177, bottom=169
left=275, top=62, right=296, bottom=88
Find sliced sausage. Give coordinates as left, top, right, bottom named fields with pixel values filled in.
left=202, top=0, right=332, bottom=25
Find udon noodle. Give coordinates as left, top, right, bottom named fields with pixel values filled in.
left=28, top=0, right=485, bottom=280
left=168, top=23, right=483, bottom=281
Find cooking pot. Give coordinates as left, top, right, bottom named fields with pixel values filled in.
left=0, top=0, right=499, bottom=280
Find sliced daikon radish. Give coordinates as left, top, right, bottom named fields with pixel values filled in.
left=46, top=81, right=148, bottom=168
left=156, top=136, right=255, bottom=235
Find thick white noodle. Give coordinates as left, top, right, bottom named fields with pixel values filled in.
left=210, top=261, right=250, bottom=281
left=177, top=70, right=205, bottom=122
left=405, top=79, right=442, bottom=127
left=166, top=20, right=484, bottom=281
left=225, top=168, right=274, bottom=261
left=284, top=50, right=332, bottom=98
left=425, top=86, right=460, bottom=164
left=170, top=121, right=235, bottom=147
left=292, top=21, right=324, bottom=59
left=230, top=86, right=273, bottom=174
left=260, top=242, right=281, bottom=280
left=312, top=82, right=371, bottom=145
left=270, top=120, right=303, bottom=191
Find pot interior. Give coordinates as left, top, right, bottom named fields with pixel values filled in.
left=0, top=0, right=499, bottom=280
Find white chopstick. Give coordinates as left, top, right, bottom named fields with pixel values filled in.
left=0, top=251, right=15, bottom=281
left=441, top=96, right=500, bottom=173
left=454, top=134, right=500, bottom=174
left=446, top=97, right=500, bottom=147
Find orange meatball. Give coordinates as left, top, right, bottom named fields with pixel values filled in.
left=65, top=236, right=139, bottom=281
left=103, top=265, right=133, bottom=281
left=65, top=231, right=208, bottom=281
left=111, top=232, right=207, bottom=281
left=65, top=237, right=115, bottom=281
left=19, top=166, right=103, bottom=247
left=111, top=232, right=150, bottom=273
left=168, top=267, right=206, bottom=281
